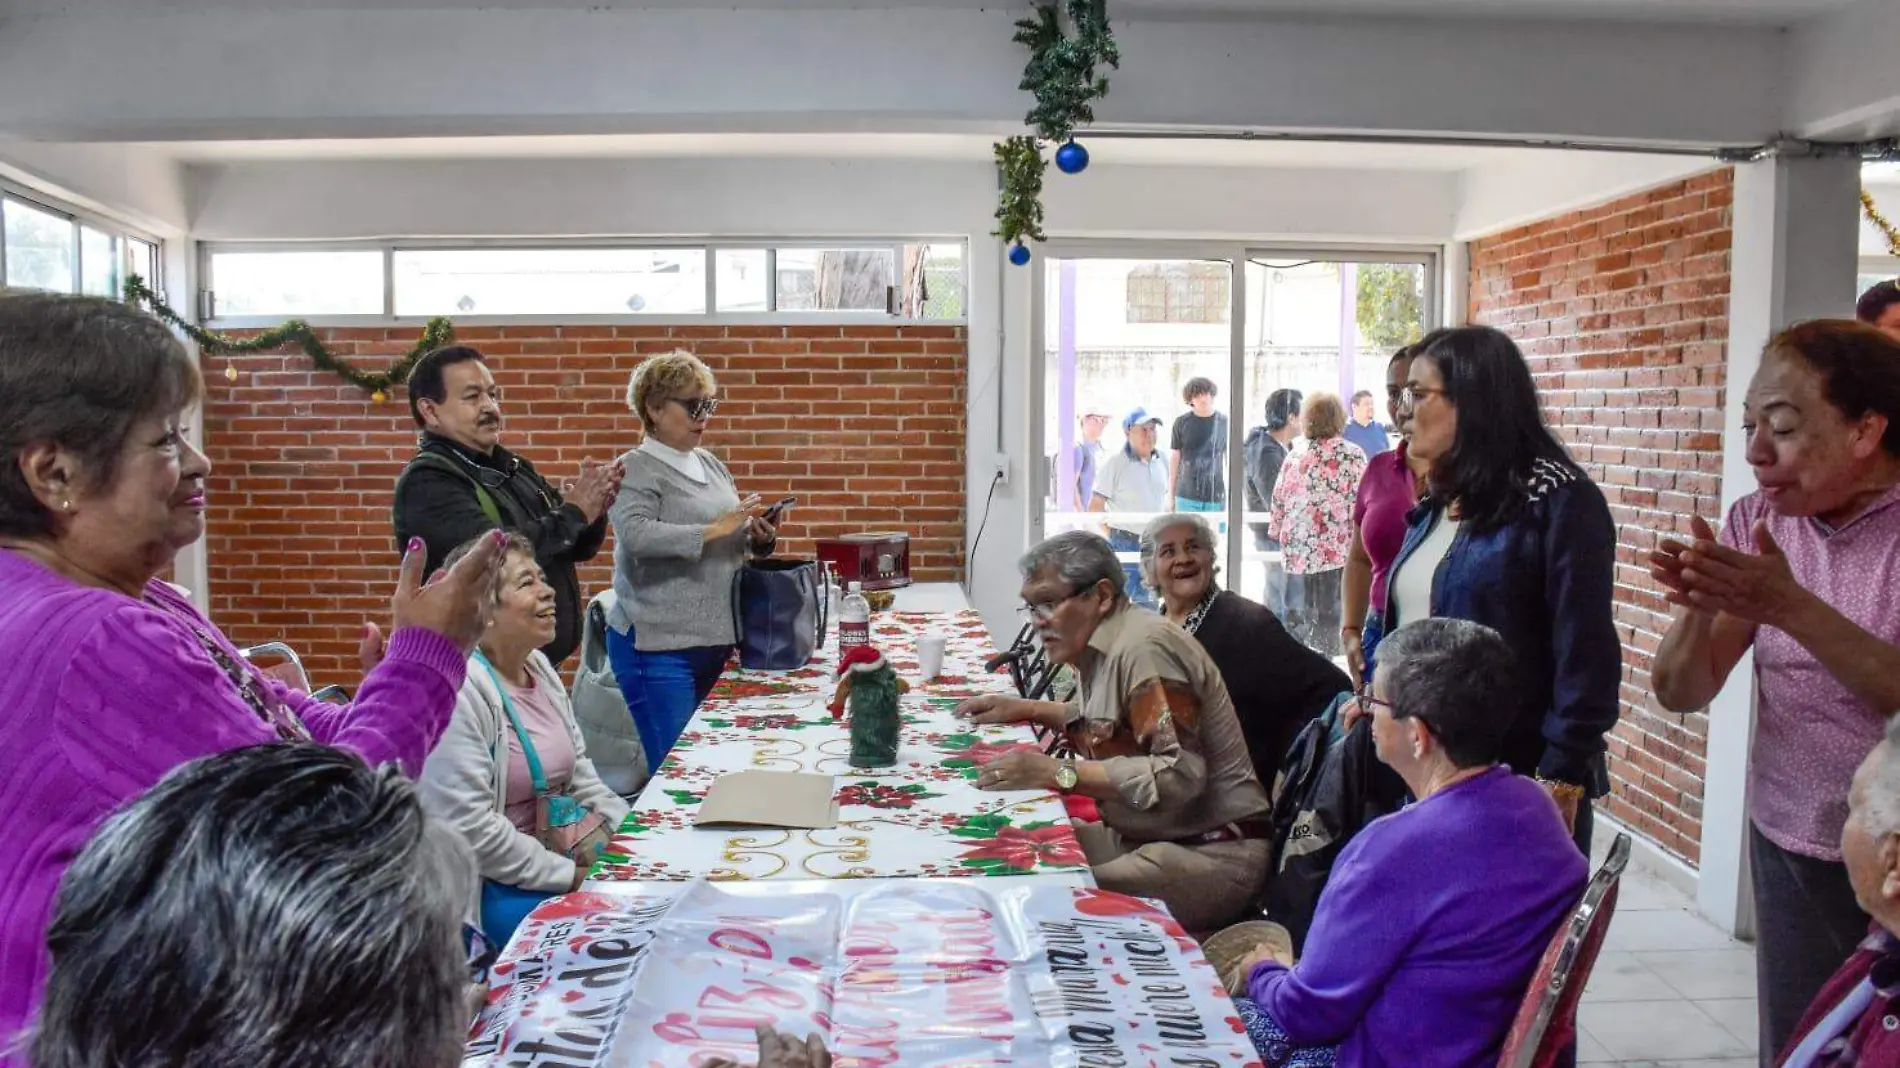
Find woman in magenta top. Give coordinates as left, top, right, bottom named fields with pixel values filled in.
left=0, top=292, right=504, bottom=1056
left=1341, top=337, right=1441, bottom=685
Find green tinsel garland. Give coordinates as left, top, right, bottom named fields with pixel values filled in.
left=124, top=274, right=454, bottom=399
left=992, top=0, right=1118, bottom=249
left=1015, top=0, right=1119, bottom=145
left=994, top=136, right=1049, bottom=247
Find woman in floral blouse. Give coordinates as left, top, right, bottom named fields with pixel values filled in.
left=1270, top=394, right=1368, bottom=656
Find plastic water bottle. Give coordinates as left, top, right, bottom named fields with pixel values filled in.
left=839, top=581, right=871, bottom=659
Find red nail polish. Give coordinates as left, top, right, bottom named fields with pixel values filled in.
left=407, top=537, right=423, bottom=554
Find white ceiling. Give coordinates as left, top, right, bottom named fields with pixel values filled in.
left=0, top=0, right=1863, bottom=24
left=154, top=132, right=1587, bottom=171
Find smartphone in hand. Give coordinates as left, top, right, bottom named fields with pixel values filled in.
left=762, top=496, right=797, bottom=523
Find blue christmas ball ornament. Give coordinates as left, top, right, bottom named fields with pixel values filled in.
left=1009, top=243, right=1033, bottom=266
left=1055, top=141, right=1090, bottom=175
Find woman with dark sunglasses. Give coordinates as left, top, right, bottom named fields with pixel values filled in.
left=607, top=350, right=777, bottom=770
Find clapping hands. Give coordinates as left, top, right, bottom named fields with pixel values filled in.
left=566, top=458, right=625, bottom=523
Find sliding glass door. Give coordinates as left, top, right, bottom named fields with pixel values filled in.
left=1032, top=244, right=1438, bottom=659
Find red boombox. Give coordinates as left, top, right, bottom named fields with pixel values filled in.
left=815, top=533, right=912, bottom=591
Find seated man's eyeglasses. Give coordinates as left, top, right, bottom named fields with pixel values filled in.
left=1018, top=587, right=1089, bottom=622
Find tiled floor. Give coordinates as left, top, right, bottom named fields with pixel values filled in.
left=1578, top=840, right=1760, bottom=1067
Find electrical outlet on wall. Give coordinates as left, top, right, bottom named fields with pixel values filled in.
left=991, top=454, right=1010, bottom=487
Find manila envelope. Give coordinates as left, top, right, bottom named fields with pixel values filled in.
left=694, top=771, right=839, bottom=830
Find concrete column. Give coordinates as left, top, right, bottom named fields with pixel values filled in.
left=1697, top=154, right=1861, bottom=937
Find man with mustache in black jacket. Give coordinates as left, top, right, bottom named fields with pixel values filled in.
left=392, top=345, right=620, bottom=665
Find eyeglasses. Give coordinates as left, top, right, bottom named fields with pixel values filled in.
left=1397, top=386, right=1448, bottom=412
left=1017, top=587, right=1088, bottom=622
left=670, top=396, right=721, bottom=421
left=1354, top=680, right=1395, bottom=717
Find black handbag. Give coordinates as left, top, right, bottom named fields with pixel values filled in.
left=1262, top=693, right=1410, bottom=954
left=733, top=558, right=829, bottom=670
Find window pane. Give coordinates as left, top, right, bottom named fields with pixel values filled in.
left=1041, top=257, right=1233, bottom=615
left=912, top=242, right=966, bottom=321
left=776, top=248, right=892, bottom=312
left=210, top=250, right=383, bottom=317
left=80, top=226, right=121, bottom=298
left=1238, top=258, right=1423, bottom=659
left=4, top=199, right=76, bottom=293
left=127, top=238, right=158, bottom=291
left=1126, top=262, right=1230, bottom=324
left=394, top=248, right=706, bottom=316
left=716, top=249, right=768, bottom=313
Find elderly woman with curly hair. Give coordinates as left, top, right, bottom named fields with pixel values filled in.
left=607, top=350, right=778, bottom=769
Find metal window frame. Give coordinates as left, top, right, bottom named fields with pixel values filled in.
left=0, top=178, right=164, bottom=298
left=1027, top=240, right=1442, bottom=584
left=198, top=237, right=966, bottom=328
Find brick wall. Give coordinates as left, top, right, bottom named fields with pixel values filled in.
left=1467, top=169, right=1733, bottom=866
left=201, top=324, right=967, bottom=683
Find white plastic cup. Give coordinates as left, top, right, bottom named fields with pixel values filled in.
left=917, top=633, right=947, bottom=679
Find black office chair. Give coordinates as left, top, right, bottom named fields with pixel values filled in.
left=986, top=622, right=1072, bottom=753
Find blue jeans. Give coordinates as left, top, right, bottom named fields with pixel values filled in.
left=605, top=625, right=733, bottom=770
left=1107, top=529, right=1157, bottom=610
left=481, top=880, right=555, bottom=950
left=1258, top=535, right=1305, bottom=629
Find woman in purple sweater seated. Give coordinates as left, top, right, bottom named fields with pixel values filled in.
left=1229, top=618, right=1590, bottom=1068
left=0, top=291, right=505, bottom=1056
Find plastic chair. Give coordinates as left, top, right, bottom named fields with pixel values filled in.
left=1494, top=831, right=1632, bottom=1068
left=238, top=641, right=348, bottom=705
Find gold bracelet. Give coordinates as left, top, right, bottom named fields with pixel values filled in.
left=1535, top=776, right=1585, bottom=803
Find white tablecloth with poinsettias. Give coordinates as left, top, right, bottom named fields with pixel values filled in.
left=589, top=601, right=1094, bottom=885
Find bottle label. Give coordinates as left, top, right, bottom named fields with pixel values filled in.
left=839, top=620, right=869, bottom=652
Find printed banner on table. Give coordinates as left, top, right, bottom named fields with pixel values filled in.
left=465, top=879, right=1263, bottom=1068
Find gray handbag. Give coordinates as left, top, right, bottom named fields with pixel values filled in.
left=569, top=591, right=649, bottom=800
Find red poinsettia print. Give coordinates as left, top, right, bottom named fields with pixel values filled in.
left=706, top=676, right=805, bottom=701
left=952, top=819, right=1087, bottom=872
left=938, top=736, right=1041, bottom=778
left=835, top=781, right=942, bottom=810
left=733, top=713, right=800, bottom=730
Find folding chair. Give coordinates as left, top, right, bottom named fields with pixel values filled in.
left=1494, top=832, right=1632, bottom=1068
left=239, top=641, right=349, bottom=705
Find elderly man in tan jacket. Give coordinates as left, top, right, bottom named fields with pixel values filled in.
left=959, top=530, right=1273, bottom=933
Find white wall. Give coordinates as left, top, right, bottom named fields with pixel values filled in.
left=1454, top=152, right=1721, bottom=240
left=0, top=8, right=1787, bottom=147
left=0, top=140, right=189, bottom=236
left=1785, top=0, right=1900, bottom=139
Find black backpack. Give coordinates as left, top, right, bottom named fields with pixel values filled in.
left=1261, top=693, right=1410, bottom=954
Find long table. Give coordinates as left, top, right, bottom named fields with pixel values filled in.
left=468, top=586, right=1264, bottom=1067
left=591, top=591, right=1092, bottom=884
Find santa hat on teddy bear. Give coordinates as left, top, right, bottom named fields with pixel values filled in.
left=828, top=644, right=888, bottom=718
left=835, top=644, right=887, bottom=678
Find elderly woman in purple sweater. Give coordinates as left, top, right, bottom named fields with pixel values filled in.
left=1226, top=618, right=1588, bottom=1068
left=0, top=291, right=504, bottom=1055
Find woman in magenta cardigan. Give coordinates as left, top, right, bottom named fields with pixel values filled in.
left=0, top=291, right=504, bottom=1056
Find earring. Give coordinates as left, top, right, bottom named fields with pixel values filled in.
left=60, top=500, right=72, bottom=512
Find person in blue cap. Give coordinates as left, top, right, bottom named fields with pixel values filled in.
left=1088, top=407, right=1169, bottom=609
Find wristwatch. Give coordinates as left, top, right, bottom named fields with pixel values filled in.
left=1054, top=754, right=1079, bottom=793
